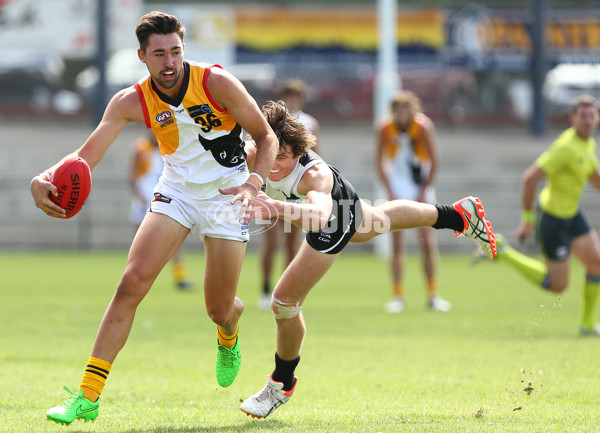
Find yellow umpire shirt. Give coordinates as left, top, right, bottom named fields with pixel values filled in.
left=536, top=127, right=598, bottom=219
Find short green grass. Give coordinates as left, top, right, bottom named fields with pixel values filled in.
left=0, top=250, right=598, bottom=433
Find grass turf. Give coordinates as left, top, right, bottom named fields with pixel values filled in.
left=0, top=250, right=597, bottom=433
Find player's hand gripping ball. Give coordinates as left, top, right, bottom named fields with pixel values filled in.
left=48, top=156, right=92, bottom=219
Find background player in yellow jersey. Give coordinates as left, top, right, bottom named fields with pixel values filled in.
left=129, top=132, right=192, bottom=289
left=493, top=95, right=600, bottom=335
left=30, top=11, right=278, bottom=425
left=376, top=91, right=450, bottom=313
left=259, top=79, right=321, bottom=310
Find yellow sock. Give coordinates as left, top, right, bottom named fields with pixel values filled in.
left=393, top=282, right=403, bottom=298
left=427, top=278, right=437, bottom=298
left=80, top=356, right=112, bottom=402
left=497, top=244, right=548, bottom=288
left=173, top=263, right=188, bottom=284
left=217, top=325, right=238, bottom=348
left=582, top=275, right=600, bottom=329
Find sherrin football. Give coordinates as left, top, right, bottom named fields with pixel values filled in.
left=49, top=156, right=92, bottom=219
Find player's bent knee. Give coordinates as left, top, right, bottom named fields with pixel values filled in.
left=271, top=296, right=302, bottom=319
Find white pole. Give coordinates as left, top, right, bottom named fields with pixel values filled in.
left=374, top=0, right=399, bottom=258
left=374, top=0, right=399, bottom=123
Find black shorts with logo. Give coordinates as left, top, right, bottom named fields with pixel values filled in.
left=305, top=165, right=363, bottom=255
left=537, top=208, right=591, bottom=260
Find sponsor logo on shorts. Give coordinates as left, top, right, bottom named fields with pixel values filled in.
left=237, top=164, right=247, bottom=172
left=153, top=193, right=172, bottom=204
left=555, top=246, right=569, bottom=259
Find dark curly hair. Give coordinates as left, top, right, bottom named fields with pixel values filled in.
left=261, top=100, right=316, bottom=157
left=135, top=11, right=185, bottom=52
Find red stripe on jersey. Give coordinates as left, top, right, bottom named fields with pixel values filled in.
left=135, top=83, right=151, bottom=128
left=202, top=64, right=226, bottom=113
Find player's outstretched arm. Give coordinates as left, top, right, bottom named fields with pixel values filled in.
left=30, top=87, right=143, bottom=218
left=254, top=165, right=333, bottom=231
left=77, top=88, right=143, bottom=170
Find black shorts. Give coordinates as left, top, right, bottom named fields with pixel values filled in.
left=305, top=165, right=363, bottom=255
left=537, top=208, right=591, bottom=260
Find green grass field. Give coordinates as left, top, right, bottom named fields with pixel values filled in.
left=0, top=250, right=597, bottom=433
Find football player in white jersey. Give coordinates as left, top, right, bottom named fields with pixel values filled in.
left=30, top=11, right=278, bottom=425
left=259, top=79, right=321, bottom=310
left=240, top=100, right=497, bottom=418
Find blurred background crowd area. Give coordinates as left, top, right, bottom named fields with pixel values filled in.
left=3, top=0, right=600, bottom=122
left=2, top=0, right=600, bottom=251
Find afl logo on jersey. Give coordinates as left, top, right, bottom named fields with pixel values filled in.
left=155, top=110, right=172, bottom=123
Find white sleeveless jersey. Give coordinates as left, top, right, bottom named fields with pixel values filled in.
left=266, top=150, right=326, bottom=202
left=135, top=61, right=248, bottom=199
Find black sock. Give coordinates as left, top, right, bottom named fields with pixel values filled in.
left=263, top=281, right=270, bottom=295
left=432, top=204, right=464, bottom=233
left=271, top=353, right=300, bottom=391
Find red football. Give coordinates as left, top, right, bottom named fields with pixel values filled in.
left=49, top=156, right=92, bottom=219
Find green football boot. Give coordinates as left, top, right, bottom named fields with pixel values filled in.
left=216, top=338, right=241, bottom=387
left=46, top=386, right=99, bottom=425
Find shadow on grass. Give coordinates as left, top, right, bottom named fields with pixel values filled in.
left=70, top=419, right=285, bottom=433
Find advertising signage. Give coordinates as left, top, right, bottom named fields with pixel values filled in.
left=445, top=6, right=600, bottom=71
left=236, top=6, right=600, bottom=71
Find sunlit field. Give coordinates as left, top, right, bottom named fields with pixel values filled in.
left=1, top=251, right=597, bottom=433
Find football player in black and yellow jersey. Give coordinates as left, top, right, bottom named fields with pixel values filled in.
left=376, top=91, right=450, bottom=313
left=31, top=11, right=278, bottom=424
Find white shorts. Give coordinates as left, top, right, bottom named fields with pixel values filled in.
left=149, top=181, right=249, bottom=243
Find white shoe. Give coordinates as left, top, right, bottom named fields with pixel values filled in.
left=452, top=196, right=497, bottom=260
left=241, top=375, right=297, bottom=419
left=385, top=298, right=405, bottom=314
left=580, top=324, right=600, bottom=337
left=258, top=294, right=271, bottom=311
left=429, top=296, right=452, bottom=312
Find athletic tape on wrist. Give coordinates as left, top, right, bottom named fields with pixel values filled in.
left=522, top=210, right=536, bottom=225
left=249, top=172, right=264, bottom=185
